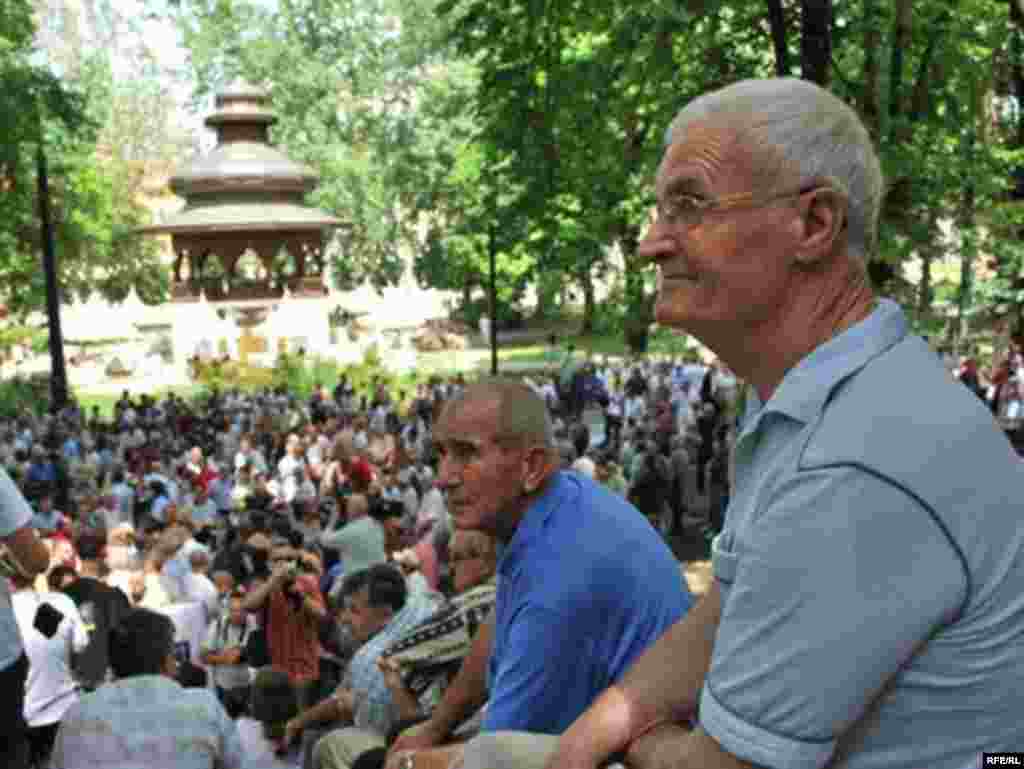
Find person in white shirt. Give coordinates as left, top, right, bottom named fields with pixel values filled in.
left=186, top=549, right=222, bottom=620
left=277, top=434, right=307, bottom=501
left=200, top=591, right=252, bottom=719
left=0, top=467, right=53, bottom=767
left=11, top=572, right=89, bottom=767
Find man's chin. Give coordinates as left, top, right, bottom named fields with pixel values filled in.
left=654, top=298, right=692, bottom=329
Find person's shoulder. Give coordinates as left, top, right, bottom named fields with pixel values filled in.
left=45, top=590, right=80, bottom=613
left=812, top=337, right=1001, bottom=456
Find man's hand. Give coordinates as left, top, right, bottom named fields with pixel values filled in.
left=284, top=718, right=302, bottom=747
left=378, top=656, right=405, bottom=693
left=389, top=720, right=446, bottom=755
left=221, top=646, right=243, bottom=665
left=542, top=733, right=605, bottom=769
left=386, top=746, right=466, bottom=769
left=270, top=560, right=293, bottom=587
left=334, top=688, right=355, bottom=715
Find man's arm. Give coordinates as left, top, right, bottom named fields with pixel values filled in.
left=318, top=510, right=351, bottom=550
left=624, top=724, right=758, bottom=769
left=552, top=583, right=721, bottom=767
left=0, top=466, right=49, bottom=576
left=389, top=615, right=493, bottom=753
left=285, top=688, right=355, bottom=745
left=242, top=562, right=288, bottom=611
left=295, top=584, right=327, bottom=624
left=2, top=525, right=50, bottom=576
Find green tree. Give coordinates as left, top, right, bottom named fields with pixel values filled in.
left=437, top=0, right=1024, bottom=351
left=174, top=0, right=478, bottom=292
left=0, top=0, right=178, bottom=316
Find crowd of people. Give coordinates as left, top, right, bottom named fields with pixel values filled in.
left=0, top=344, right=731, bottom=769
left=2, top=75, right=1023, bottom=769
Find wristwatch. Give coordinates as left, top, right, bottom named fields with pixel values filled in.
left=398, top=753, right=416, bottom=769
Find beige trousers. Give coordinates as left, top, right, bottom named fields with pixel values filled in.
left=313, top=727, right=388, bottom=769
left=459, top=732, right=561, bottom=769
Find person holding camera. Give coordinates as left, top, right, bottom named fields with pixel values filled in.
left=241, top=546, right=327, bottom=713
left=200, top=589, right=253, bottom=718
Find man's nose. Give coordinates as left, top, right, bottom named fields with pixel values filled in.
left=437, top=456, right=459, bottom=489
left=637, top=220, right=675, bottom=266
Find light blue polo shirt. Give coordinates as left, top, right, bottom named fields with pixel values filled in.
left=0, top=467, right=33, bottom=669
left=700, top=299, right=1024, bottom=769
left=484, top=471, right=692, bottom=734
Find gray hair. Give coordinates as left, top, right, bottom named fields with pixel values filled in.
left=664, top=77, right=884, bottom=261
left=445, top=379, right=556, bottom=451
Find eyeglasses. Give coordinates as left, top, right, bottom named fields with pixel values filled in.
left=652, top=184, right=826, bottom=229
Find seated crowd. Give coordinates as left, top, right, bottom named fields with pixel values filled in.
left=0, top=372, right=699, bottom=769
left=3, top=76, right=1023, bottom=769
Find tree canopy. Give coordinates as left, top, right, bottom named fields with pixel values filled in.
left=8, top=0, right=1024, bottom=355
left=0, top=0, right=182, bottom=316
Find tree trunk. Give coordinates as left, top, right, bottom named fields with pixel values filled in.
left=38, top=145, right=68, bottom=411
left=533, top=270, right=560, bottom=321
left=765, top=0, right=790, bottom=77
left=579, top=267, right=596, bottom=335
left=860, top=0, right=881, bottom=138
left=800, top=0, right=832, bottom=86
left=957, top=118, right=977, bottom=356
left=917, top=211, right=940, bottom=324
left=888, top=0, right=913, bottom=127
left=620, top=226, right=652, bottom=354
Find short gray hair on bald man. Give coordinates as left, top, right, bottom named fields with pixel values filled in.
left=664, top=77, right=884, bottom=261
left=446, top=378, right=555, bottom=451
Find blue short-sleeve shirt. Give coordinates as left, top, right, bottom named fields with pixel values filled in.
left=484, top=471, right=692, bottom=734
left=700, top=299, right=1024, bottom=769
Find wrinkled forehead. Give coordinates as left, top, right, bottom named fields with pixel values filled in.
left=656, top=118, right=782, bottom=193
left=433, top=397, right=500, bottom=443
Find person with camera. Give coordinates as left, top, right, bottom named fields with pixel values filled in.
left=283, top=563, right=441, bottom=769
left=200, top=589, right=253, bottom=718
left=242, top=545, right=327, bottom=713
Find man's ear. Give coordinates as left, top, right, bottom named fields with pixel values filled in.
left=794, top=186, right=847, bottom=267
left=521, top=447, right=552, bottom=494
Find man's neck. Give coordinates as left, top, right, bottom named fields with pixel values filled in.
left=494, top=470, right=558, bottom=545
left=79, top=561, right=102, bottom=579
left=703, top=273, right=876, bottom=404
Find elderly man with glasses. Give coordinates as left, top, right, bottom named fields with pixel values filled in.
left=453, top=78, right=1024, bottom=769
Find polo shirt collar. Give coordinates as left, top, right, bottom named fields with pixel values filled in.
left=498, top=471, right=576, bottom=578
left=746, top=298, right=909, bottom=428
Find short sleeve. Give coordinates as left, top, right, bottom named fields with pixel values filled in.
left=700, top=467, right=966, bottom=769
left=482, top=605, right=599, bottom=734
left=60, top=597, right=90, bottom=654
left=0, top=467, right=32, bottom=537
